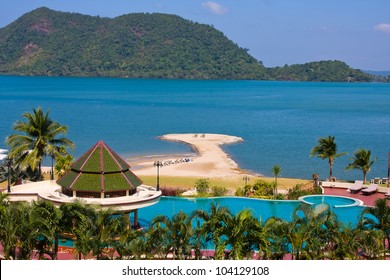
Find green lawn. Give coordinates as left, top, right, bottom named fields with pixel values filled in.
left=139, top=175, right=310, bottom=193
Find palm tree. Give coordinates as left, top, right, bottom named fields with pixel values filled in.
left=54, top=151, right=74, bottom=177
left=345, top=148, right=377, bottom=184
left=356, top=229, right=385, bottom=259
left=0, top=157, right=20, bottom=187
left=262, top=217, right=290, bottom=259
left=59, top=200, right=97, bottom=259
left=328, top=227, right=362, bottom=260
left=6, top=107, right=74, bottom=181
left=90, top=208, right=122, bottom=260
left=113, top=216, right=144, bottom=260
left=272, top=165, right=281, bottom=196
left=360, top=198, right=390, bottom=259
left=151, top=211, right=193, bottom=259
left=214, top=209, right=260, bottom=260
left=0, top=202, right=35, bottom=259
left=191, top=202, right=231, bottom=253
left=30, top=200, right=62, bottom=260
left=280, top=203, right=335, bottom=260
left=310, top=135, right=347, bottom=181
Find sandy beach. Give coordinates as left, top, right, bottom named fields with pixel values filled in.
left=130, top=133, right=247, bottom=178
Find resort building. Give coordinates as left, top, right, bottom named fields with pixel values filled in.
left=5, top=140, right=161, bottom=227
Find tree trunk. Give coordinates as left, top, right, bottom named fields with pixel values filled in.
left=38, top=161, right=42, bottom=181
left=54, top=235, right=58, bottom=260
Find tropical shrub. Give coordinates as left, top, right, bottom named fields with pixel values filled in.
left=195, top=179, right=210, bottom=196
left=248, top=180, right=274, bottom=198
left=287, top=184, right=321, bottom=200
left=160, top=187, right=187, bottom=197
left=211, top=185, right=228, bottom=197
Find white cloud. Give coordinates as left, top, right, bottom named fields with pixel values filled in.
left=202, top=2, right=229, bottom=15
left=374, top=23, right=390, bottom=34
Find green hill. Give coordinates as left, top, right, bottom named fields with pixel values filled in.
left=0, top=7, right=376, bottom=82
left=0, top=7, right=265, bottom=79
left=266, top=60, right=372, bottom=82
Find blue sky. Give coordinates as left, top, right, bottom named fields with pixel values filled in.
left=1, top=0, right=389, bottom=70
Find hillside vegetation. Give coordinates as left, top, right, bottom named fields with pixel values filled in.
left=267, top=61, right=373, bottom=82
left=0, top=7, right=378, bottom=82
left=0, top=7, right=265, bottom=79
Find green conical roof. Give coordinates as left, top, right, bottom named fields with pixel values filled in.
left=57, top=140, right=142, bottom=193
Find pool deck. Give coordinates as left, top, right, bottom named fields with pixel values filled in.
left=321, top=182, right=390, bottom=207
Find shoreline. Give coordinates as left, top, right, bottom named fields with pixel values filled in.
left=130, top=133, right=250, bottom=179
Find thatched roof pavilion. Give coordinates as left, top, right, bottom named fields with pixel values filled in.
left=57, top=140, right=142, bottom=198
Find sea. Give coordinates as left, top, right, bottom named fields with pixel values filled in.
left=1, top=75, right=390, bottom=181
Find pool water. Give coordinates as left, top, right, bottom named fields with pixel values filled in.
left=138, top=196, right=366, bottom=228
left=58, top=195, right=367, bottom=248
left=299, top=195, right=363, bottom=208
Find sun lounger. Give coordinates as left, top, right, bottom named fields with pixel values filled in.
left=385, top=189, right=390, bottom=199
left=373, top=178, right=382, bottom=184
left=348, top=180, right=364, bottom=194
left=361, top=184, right=378, bottom=195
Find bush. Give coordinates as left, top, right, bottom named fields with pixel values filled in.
left=287, top=184, right=321, bottom=200
left=274, top=193, right=285, bottom=200
left=195, top=179, right=210, bottom=195
left=160, top=187, right=187, bottom=196
left=235, top=187, right=245, bottom=197
left=211, top=185, right=228, bottom=197
left=251, top=180, right=274, bottom=198
left=235, top=181, right=275, bottom=199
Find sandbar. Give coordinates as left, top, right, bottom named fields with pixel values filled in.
left=130, top=133, right=247, bottom=178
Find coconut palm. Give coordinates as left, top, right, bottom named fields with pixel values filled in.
left=310, top=135, right=347, bottom=181
left=6, top=107, right=74, bottom=181
left=345, top=148, right=377, bottom=184
left=360, top=198, right=390, bottom=259
left=272, top=165, right=281, bottom=196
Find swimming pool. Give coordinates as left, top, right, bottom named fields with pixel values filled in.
left=137, top=196, right=366, bottom=228
left=57, top=195, right=367, bottom=249
left=299, top=195, right=363, bottom=208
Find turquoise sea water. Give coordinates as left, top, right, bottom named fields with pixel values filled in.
left=1, top=76, right=390, bottom=180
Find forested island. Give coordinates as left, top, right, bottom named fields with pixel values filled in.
left=0, top=7, right=387, bottom=82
